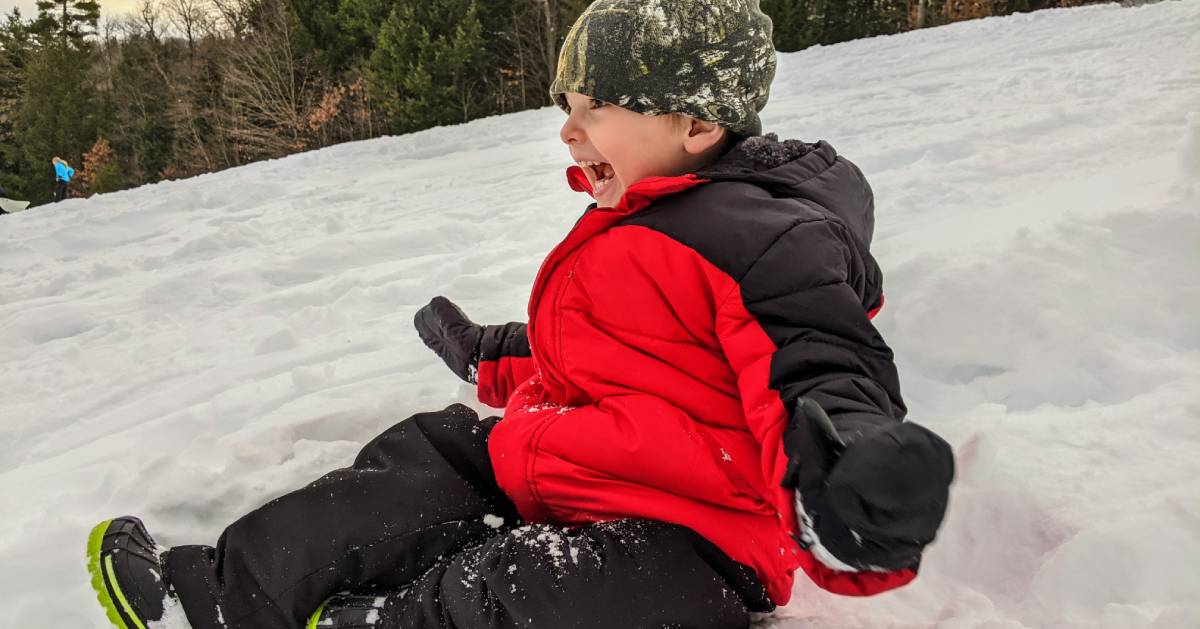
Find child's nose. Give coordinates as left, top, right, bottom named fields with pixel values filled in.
left=560, top=117, right=583, bottom=145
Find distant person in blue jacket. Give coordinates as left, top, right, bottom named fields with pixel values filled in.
left=52, top=156, right=74, bottom=202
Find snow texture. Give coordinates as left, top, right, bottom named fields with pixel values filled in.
left=1, top=3, right=1198, bottom=628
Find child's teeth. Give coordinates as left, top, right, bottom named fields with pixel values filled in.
left=577, top=160, right=612, bottom=193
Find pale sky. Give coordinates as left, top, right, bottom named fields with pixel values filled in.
left=2, top=0, right=140, bottom=22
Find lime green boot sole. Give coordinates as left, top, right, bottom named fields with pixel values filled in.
left=87, top=519, right=148, bottom=629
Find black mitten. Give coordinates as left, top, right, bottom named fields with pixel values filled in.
left=413, top=297, right=484, bottom=383
left=782, top=399, right=954, bottom=572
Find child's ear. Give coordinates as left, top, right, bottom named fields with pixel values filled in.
left=682, top=118, right=727, bottom=156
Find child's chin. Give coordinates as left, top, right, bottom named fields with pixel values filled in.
left=596, top=185, right=624, bottom=207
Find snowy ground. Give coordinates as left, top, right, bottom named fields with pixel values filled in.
left=2, top=2, right=1199, bottom=627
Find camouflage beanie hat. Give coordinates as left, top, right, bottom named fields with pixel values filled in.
left=550, top=0, right=777, bottom=136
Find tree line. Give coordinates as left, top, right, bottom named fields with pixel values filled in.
left=761, top=0, right=1117, bottom=50
left=0, top=0, right=1115, bottom=205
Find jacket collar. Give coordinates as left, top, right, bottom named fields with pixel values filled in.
left=565, top=165, right=706, bottom=216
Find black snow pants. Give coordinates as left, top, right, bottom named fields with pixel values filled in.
left=53, top=180, right=68, bottom=202
left=164, top=404, right=772, bottom=629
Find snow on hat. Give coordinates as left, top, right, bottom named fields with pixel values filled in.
left=550, top=0, right=777, bottom=136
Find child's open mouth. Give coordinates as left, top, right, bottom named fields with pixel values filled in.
left=578, top=160, right=616, bottom=194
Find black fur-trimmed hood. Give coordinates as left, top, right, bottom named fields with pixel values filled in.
left=735, top=133, right=818, bottom=168
left=696, top=133, right=877, bottom=246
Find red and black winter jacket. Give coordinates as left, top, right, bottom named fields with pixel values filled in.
left=477, top=136, right=914, bottom=605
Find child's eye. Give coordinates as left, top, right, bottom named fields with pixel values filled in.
left=588, top=98, right=608, bottom=109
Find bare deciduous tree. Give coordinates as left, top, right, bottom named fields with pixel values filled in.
left=533, top=0, right=557, bottom=85
left=163, top=0, right=210, bottom=57
left=218, top=0, right=313, bottom=160
left=132, top=0, right=163, bottom=40
left=208, top=0, right=253, bottom=37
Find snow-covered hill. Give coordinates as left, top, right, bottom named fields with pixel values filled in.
left=2, top=2, right=1199, bottom=627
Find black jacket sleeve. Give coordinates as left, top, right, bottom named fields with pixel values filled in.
left=741, top=216, right=904, bottom=443
left=741, top=216, right=952, bottom=573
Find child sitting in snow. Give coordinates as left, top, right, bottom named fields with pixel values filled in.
left=87, top=1, right=954, bottom=628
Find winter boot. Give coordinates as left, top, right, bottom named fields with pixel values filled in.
left=87, top=516, right=174, bottom=629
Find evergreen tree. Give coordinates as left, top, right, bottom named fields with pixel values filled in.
left=14, top=42, right=99, bottom=203
left=106, top=33, right=174, bottom=183
left=366, top=0, right=487, bottom=134
left=0, top=9, right=32, bottom=197
left=760, top=0, right=803, bottom=52
left=316, top=0, right=388, bottom=75
left=761, top=0, right=840, bottom=52
left=32, top=0, right=100, bottom=47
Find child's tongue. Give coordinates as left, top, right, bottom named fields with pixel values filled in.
left=589, top=162, right=613, bottom=185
